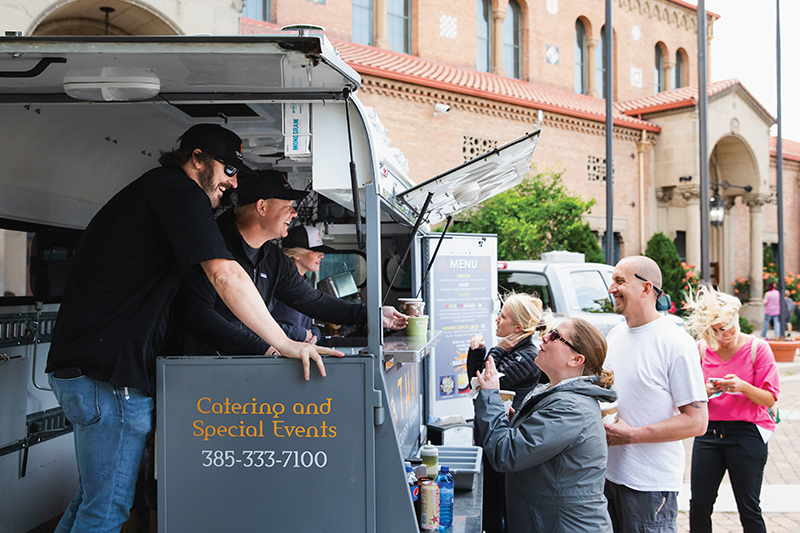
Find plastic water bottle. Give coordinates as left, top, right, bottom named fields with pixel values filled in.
left=405, top=463, right=418, bottom=502
left=436, top=465, right=454, bottom=528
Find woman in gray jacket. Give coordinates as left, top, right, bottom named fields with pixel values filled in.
left=474, top=317, right=616, bottom=533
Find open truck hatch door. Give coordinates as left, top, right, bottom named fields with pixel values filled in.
left=397, top=130, right=540, bottom=225
left=0, top=34, right=362, bottom=229
left=0, top=35, right=360, bottom=101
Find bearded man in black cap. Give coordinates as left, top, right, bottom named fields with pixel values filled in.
left=45, top=125, right=340, bottom=533
left=174, top=169, right=407, bottom=356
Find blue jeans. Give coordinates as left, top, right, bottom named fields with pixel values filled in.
left=761, top=314, right=780, bottom=337
left=49, top=374, right=153, bottom=533
left=690, top=422, right=768, bottom=533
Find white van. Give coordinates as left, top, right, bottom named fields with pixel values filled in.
left=498, top=252, right=626, bottom=335
left=498, top=251, right=687, bottom=335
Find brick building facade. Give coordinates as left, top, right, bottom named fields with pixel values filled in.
left=2, top=0, right=798, bottom=320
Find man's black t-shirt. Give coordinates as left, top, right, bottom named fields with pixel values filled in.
left=174, top=209, right=366, bottom=355
left=46, top=166, right=233, bottom=394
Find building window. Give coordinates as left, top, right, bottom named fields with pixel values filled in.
left=352, top=0, right=373, bottom=46
left=503, top=0, right=521, bottom=78
left=477, top=0, right=491, bottom=72
left=674, top=49, right=686, bottom=88
left=387, top=0, right=411, bottom=53
left=243, top=0, right=270, bottom=21
left=596, top=27, right=606, bottom=98
left=575, top=19, right=587, bottom=94
left=654, top=44, right=664, bottom=93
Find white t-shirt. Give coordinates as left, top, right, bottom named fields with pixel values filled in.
left=604, top=316, right=707, bottom=492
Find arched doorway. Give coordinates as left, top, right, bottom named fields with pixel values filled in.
left=29, top=0, right=182, bottom=36
left=709, top=134, right=760, bottom=292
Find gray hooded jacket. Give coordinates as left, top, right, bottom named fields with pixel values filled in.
left=474, top=376, right=617, bottom=533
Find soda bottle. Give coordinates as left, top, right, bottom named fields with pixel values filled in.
left=405, top=463, right=418, bottom=502
left=436, top=465, right=454, bottom=528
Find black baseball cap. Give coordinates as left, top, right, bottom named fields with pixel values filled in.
left=237, top=169, right=309, bottom=205
left=282, top=225, right=336, bottom=253
left=179, top=124, right=255, bottom=176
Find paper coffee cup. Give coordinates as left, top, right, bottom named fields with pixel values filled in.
left=599, top=401, right=618, bottom=423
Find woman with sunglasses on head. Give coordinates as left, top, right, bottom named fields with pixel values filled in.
left=473, top=318, right=617, bottom=533
left=467, top=292, right=545, bottom=533
left=685, top=286, right=779, bottom=533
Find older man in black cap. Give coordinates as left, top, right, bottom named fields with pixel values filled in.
left=175, top=169, right=407, bottom=356
left=45, top=125, right=340, bottom=533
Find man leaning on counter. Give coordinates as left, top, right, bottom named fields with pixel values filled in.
left=44, top=124, right=341, bottom=533
left=172, top=169, right=408, bottom=356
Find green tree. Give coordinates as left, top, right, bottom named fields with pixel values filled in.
left=450, top=168, right=603, bottom=261
left=644, top=232, right=684, bottom=311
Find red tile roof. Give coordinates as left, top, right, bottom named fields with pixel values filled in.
left=771, top=137, right=800, bottom=163
left=614, top=79, right=774, bottom=123
left=240, top=18, right=660, bottom=132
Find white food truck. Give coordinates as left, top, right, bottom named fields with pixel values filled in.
left=0, top=31, right=539, bottom=532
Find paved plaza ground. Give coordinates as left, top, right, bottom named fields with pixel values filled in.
left=675, top=357, right=800, bottom=532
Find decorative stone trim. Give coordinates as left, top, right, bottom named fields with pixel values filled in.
left=770, top=159, right=800, bottom=173
left=617, top=0, right=710, bottom=35
left=746, top=196, right=768, bottom=209
left=678, top=185, right=700, bottom=202
left=359, top=76, right=655, bottom=144
left=637, top=85, right=774, bottom=128
left=766, top=185, right=778, bottom=205
left=655, top=186, right=674, bottom=204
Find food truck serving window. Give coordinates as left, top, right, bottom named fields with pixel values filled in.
left=0, top=219, right=82, bottom=306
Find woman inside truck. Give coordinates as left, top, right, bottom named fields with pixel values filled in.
left=473, top=318, right=617, bottom=532
left=467, top=292, right=545, bottom=533
left=272, top=225, right=335, bottom=343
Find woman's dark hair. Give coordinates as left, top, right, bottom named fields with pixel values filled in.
left=568, top=318, right=614, bottom=388
left=158, top=148, right=214, bottom=169
left=767, top=283, right=776, bottom=292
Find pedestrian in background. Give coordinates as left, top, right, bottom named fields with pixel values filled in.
left=782, top=290, right=795, bottom=334
left=761, top=283, right=781, bottom=338
left=685, top=286, right=779, bottom=533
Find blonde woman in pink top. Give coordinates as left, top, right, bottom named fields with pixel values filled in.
left=685, top=286, right=780, bottom=533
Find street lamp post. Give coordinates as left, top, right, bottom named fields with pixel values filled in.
left=708, top=181, right=753, bottom=228
left=698, top=0, right=710, bottom=284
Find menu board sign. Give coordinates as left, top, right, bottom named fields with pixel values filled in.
left=157, top=357, right=373, bottom=532
left=424, top=234, right=498, bottom=419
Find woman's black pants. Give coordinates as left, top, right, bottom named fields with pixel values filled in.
left=689, top=421, right=768, bottom=532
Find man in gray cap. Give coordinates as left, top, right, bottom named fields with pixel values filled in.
left=175, top=169, right=407, bottom=355
left=46, top=125, right=340, bottom=533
